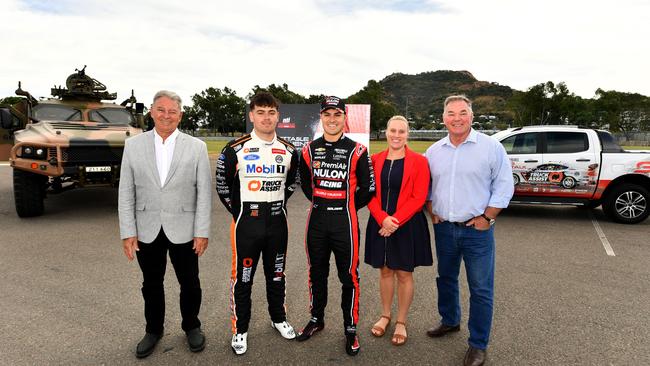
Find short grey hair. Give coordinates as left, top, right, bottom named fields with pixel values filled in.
left=153, top=90, right=182, bottom=110
left=386, top=115, right=409, bottom=130
left=443, top=95, right=472, bottom=114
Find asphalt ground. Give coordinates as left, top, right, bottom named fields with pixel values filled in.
left=0, top=161, right=648, bottom=366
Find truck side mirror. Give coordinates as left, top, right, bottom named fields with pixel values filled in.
left=0, top=108, right=18, bottom=129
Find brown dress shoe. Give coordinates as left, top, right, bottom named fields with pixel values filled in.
left=463, top=346, right=486, bottom=366
left=426, top=323, right=460, bottom=337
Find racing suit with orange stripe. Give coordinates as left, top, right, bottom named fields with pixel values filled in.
left=299, top=135, right=375, bottom=334
left=216, top=131, right=299, bottom=334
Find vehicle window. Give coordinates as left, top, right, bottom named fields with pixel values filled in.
left=500, top=132, right=538, bottom=154
left=545, top=132, right=588, bottom=153
left=597, top=131, right=624, bottom=153
left=33, top=105, right=82, bottom=121
left=89, top=108, right=135, bottom=124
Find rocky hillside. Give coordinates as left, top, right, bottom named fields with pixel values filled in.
left=379, top=70, right=514, bottom=121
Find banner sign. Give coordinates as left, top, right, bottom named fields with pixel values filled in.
left=246, top=104, right=370, bottom=150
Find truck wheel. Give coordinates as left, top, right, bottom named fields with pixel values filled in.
left=513, top=173, right=520, bottom=185
left=13, top=169, right=47, bottom=217
left=602, top=184, right=649, bottom=224
left=561, top=176, right=576, bottom=189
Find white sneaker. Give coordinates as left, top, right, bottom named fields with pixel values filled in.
left=271, top=321, right=296, bottom=339
left=231, top=332, right=248, bottom=355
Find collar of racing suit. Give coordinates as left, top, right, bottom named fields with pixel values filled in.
left=250, top=129, right=277, bottom=146
left=323, top=133, right=346, bottom=146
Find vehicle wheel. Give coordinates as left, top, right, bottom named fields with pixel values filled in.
left=512, top=173, right=520, bottom=186
left=602, top=183, right=649, bottom=224
left=561, top=176, right=576, bottom=189
left=13, top=169, right=47, bottom=217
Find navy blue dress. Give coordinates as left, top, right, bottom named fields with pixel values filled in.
left=364, top=158, right=433, bottom=272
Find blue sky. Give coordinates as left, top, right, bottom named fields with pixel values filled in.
left=2, top=0, right=649, bottom=106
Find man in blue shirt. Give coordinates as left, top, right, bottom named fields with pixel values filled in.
left=424, top=95, right=514, bottom=366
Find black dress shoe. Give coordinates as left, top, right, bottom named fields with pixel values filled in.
left=426, top=323, right=461, bottom=338
left=136, top=333, right=162, bottom=358
left=186, top=328, right=206, bottom=352
left=463, top=346, right=487, bottom=366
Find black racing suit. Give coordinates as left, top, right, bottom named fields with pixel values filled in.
left=300, top=135, right=375, bottom=335
left=216, top=131, right=299, bottom=334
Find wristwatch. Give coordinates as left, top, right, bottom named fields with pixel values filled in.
left=480, top=214, right=496, bottom=226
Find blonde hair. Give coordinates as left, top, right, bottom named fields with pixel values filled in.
left=386, top=115, right=409, bottom=131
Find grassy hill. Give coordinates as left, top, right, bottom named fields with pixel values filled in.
left=379, top=70, right=514, bottom=123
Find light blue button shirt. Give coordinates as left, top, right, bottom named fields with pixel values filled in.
left=425, top=129, right=514, bottom=222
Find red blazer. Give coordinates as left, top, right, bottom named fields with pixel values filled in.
left=367, top=145, right=431, bottom=226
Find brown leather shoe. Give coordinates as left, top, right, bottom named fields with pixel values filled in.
left=426, top=323, right=460, bottom=337
left=463, top=346, right=486, bottom=366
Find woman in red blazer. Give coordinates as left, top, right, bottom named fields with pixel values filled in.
left=365, top=116, right=433, bottom=346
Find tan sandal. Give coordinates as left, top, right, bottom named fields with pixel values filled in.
left=370, top=315, right=391, bottom=337
left=391, top=321, right=407, bottom=346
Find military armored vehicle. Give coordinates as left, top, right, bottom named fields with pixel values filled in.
left=0, top=67, right=145, bottom=217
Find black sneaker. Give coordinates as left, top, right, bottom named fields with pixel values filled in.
left=345, top=333, right=360, bottom=356
left=296, top=318, right=325, bottom=342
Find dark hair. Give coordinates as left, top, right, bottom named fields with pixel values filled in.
left=249, top=92, right=279, bottom=110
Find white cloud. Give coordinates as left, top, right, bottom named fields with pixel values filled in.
left=1, top=0, right=648, bottom=106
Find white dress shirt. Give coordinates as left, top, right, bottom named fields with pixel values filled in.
left=154, top=128, right=180, bottom=186
left=425, top=129, right=514, bottom=222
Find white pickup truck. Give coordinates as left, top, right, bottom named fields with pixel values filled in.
left=491, top=126, right=650, bottom=224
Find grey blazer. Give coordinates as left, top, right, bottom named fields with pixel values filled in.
left=118, top=130, right=212, bottom=244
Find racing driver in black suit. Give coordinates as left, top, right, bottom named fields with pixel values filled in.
left=296, top=96, right=376, bottom=356
left=216, top=92, right=299, bottom=355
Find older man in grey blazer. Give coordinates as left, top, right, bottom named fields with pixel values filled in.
left=118, top=90, right=212, bottom=358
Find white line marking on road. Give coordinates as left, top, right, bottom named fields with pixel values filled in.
left=588, top=211, right=615, bottom=256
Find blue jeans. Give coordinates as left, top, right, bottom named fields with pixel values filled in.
left=433, top=222, right=495, bottom=350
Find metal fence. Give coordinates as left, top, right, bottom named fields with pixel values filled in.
left=379, top=130, right=650, bottom=146
left=612, top=132, right=650, bottom=146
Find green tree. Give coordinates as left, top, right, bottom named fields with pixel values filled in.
left=190, top=87, right=245, bottom=136
left=347, top=80, right=397, bottom=138
left=507, top=81, right=591, bottom=127
left=0, top=96, right=23, bottom=105
left=594, top=89, right=650, bottom=137
left=305, top=94, right=326, bottom=104
left=180, top=105, right=200, bottom=133
left=249, top=84, right=307, bottom=104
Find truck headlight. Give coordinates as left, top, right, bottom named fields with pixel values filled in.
left=21, top=145, right=46, bottom=160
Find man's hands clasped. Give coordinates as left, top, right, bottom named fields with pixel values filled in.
left=122, top=236, right=209, bottom=260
